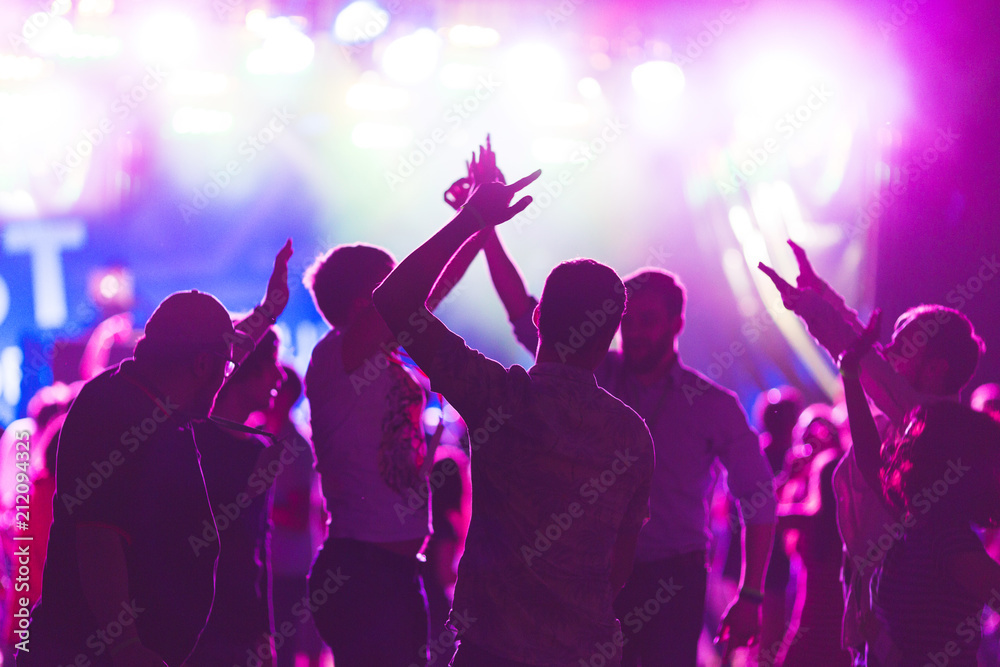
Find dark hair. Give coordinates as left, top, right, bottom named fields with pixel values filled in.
left=893, top=305, right=984, bottom=394
left=622, top=269, right=685, bottom=319
left=753, top=386, right=803, bottom=435
left=882, top=401, right=1000, bottom=528
left=304, top=244, right=395, bottom=329
left=537, top=259, right=626, bottom=361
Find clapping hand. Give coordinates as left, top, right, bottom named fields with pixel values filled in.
left=443, top=134, right=506, bottom=210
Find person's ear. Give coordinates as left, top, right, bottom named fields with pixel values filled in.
left=532, top=303, right=541, bottom=329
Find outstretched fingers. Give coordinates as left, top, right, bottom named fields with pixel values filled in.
left=508, top=169, right=542, bottom=193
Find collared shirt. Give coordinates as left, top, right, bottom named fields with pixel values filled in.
left=596, top=352, right=776, bottom=560
left=415, top=323, right=654, bottom=666
left=511, top=307, right=775, bottom=561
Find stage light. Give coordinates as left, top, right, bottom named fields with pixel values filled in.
left=246, top=17, right=315, bottom=75
left=346, top=81, right=409, bottom=110
left=78, top=0, right=114, bottom=17
left=168, top=71, right=229, bottom=96
left=0, top=55, right=45, bottom=81
left=136, top=12, right=200, bottom=64
left=577, top=77, right=602, bottom=100
left=351, top=122, right=412, bottom=149
left=439, top=63, right=489, bottom=90
left=631, top=60, right=685, bottom=103
left=172, top=107, right=234, bottom=134
left=88, top=267, right=134, bottom=308
left=58, top=33, right=121, bottom=59
left=504, top=42, right=566, bottom=98
left=530, top=137, right=580, bottom=164
left=334, top=1, right=390, bottom=45
left=381, top=29, right=442, bottom=85
left=23, top=14, right=74, bottom=57
left=448, top=25, right=500, bottom=48
left=527, top=101, right=590, bottom=127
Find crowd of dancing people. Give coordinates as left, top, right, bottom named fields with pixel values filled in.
left=1, top=140, right=1000, bottom=667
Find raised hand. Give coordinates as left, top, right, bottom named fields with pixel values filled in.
left=463, top=169, right=542, bottom=230
left=788, top=240, right=825, bottom=292
left=444, top=135, right=508, bottom=210
left=263, top=239, right=293, bottom=318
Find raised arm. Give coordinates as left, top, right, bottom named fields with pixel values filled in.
left=373, top=162, right=540, bottom=359
left=482, top=229, right=535, bottom=323
left=838, top=311, right=888, bottom=504
left=759, top=244, right=919, bottom=426
left=232, top=240, right=293, bottom=364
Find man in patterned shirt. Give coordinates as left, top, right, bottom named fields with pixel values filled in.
left=373, top=161, right=654, bottom=667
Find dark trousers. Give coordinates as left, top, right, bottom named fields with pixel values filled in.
left=308, top=537, right=429, bottom=667
left=614, top=551, right=707, bottom=667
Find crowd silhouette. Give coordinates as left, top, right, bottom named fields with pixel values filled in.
left=2, top=140, right=999, bottom=667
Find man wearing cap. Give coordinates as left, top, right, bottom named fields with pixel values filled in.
left=18, top=242, right=292, bottom=667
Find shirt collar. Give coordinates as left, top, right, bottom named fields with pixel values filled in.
left=529, top=362, right=597, bottom=386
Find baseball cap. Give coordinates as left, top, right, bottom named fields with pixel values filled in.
left=141, top=290, right=238, bottom=352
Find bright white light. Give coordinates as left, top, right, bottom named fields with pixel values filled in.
left=246, top=17, right=315, bottom=75
left=439, top=63, right=488, bottom=90
left=631, top=60, right=685, bottom=103
left=381, top=29, right=442, bottom=84
left=422, top=406, right=443, bottom=429
left=527, top=101, right=589, bottom=127
left=23, top=14, right=74, bottom=57
left=728, top=205, right=754, bottom=245
left=346, top=82, right=409, bottom=110
left=78, top=0, right=114, bottom=16
left=58, top=34, right=122, bottom=59
left=334, top=1, right=390, bottom=44
left=0, top=55, right=45, bottom=80
left=137, top=12, right=199, bottom=64
left=448, top=25, right=500, bottom=48
left=735, top=53, right=822, bottom=115
left=578, top=77, right=602, bottom=100
left=172, top=107, right=234, bottom=134
left=351, top=122, right=412, bottom=149
left=505, top=43, right=565, bottom=96
left=531, top=137, right=580, bottom=163
left=168, top=71, right=229, bottom=96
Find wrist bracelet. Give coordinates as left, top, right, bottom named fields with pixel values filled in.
left=254, top=304, right=277, bottom=325
left=738, top=587, right=765, bottom=604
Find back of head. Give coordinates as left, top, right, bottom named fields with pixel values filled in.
left=304, top=244, right=395, bottom=329
left=883, top=401, right=1000, bottom=528
left=753, top=386, right=803, bottom=436
left=894, top=305, right=984, bottom=394
left=538, top=259, right=626, bottom=363
left=622, top=268, right=685, bottom=319
left=134, top=290, right=237, bottom=369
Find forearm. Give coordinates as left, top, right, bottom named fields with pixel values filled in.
left=373, top=210, right=480, bottom=333
left=428, top=229, right=488, bottom=310
left=739, top=522, right=774, bottom=592
left=843, top=373, right=886, bottom=497
left=482, top=229, right=534, bottom=322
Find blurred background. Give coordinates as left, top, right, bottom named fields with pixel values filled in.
left=0, top=0, right=998, bottom=422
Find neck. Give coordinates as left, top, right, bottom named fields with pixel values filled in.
left=535, top=343, right=602, bottom=372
